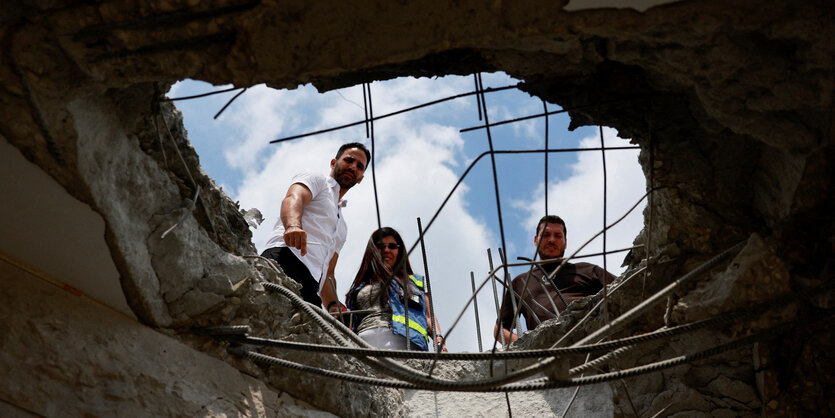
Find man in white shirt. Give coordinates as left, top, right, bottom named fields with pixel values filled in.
left=261, top=142, right=370, bottom=314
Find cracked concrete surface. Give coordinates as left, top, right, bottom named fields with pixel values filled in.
left=1, top=0, right=833, bottom=416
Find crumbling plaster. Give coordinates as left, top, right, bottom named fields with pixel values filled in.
left=1, top=0, right=833, bottom=416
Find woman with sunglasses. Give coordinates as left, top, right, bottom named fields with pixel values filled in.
left=345, top=227, right=446, bottom=351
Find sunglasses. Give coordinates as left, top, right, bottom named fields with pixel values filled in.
left=375, top=243, right=400, bottom=250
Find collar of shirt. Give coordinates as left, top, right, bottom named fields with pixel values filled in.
left=326, top=176, right=349, bottom=208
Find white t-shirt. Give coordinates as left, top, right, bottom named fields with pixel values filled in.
left=264, top=172, right=347, bottom=289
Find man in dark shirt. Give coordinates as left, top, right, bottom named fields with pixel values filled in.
left=494, top=215, right=615, bottom=344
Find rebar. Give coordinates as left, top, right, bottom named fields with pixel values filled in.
left=459, top=97, right=647, bottom=134
left=476, top=75, right=513, bottom=341
left=160, top=185, right=201, bottom=239
left=553, top=265, right=648, bottom=348
left=213, top=87, right=247, bottom=119
left=417, top=218, right=440, bottom=352
left=270, top=84, right=519, bottom=144
left=498, top=248, right=524, bottom=338
left=599, top=124, right=612, bottom=330
left=228, top=314, right=813, bottom=392
left=488, top=249, right=505, bottom=347
left=215, top=291, right=804, bottom=361
left=470, top=271, right=483, bottom=352
left=572, top=240, right=746, bottom=347
left=165, top=86, right=242, bottom=102
left=543, top=100, right=549, bottom=215
left=644, top=113, right=655, bottom=300
left=366, top=82, right=382, bottom=230
left=92, top=32, right=237, bottom=63
left=73, top=1, right=260, bottom=39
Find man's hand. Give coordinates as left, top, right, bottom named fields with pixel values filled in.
left=326, top=300, right=341, bottom=319
left=283, top=225, right=307, bottom=256
left=436, top=336, right=449, bottom=352
left=493, top=323, right=519, bottom=345
left=320, top=256, right=340, bottom=318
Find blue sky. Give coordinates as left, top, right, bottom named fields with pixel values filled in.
left=169, top=73, right=646, bottom=352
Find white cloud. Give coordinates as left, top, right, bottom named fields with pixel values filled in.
left=220, top=84, right=326, bottom=173
left=516, top=127, right=646, bottom=275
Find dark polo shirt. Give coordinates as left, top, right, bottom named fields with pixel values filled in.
left=498, top=262, right=615, bottom=331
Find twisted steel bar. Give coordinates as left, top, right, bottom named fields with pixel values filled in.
left=158, top=112, right=197, bottom=187
left=219, top=287, right=792, bottom=361
left=598, top=124, right=612, bottom=330
left=571, top=240, right=746, bottom=347
left=366, top=82, right=382, bottom=230
left=228, top=314, right=812, bottom=392
left=195, top=325, right=250, bottom=336
left=470, top=271, right=484, bottom=352
left=151, top=110, right=169, bottom=169
left=553, top=265, right=649, bottom=348
left=560, top=354, right=589, bottom=417
left=73, top=0, right=260, bottom=39
left=165, top=86, right=242, bottom=102
left=494, top=316, right=814, bottom=392
left=644, top=112, right=655, bottom=300
left=213, top=87, right=247, bottom=119
left=488, top=249, right=506, bottom=347
left=459, top=97, right=646, bottom=134
left=418, top=217, right=440, bottom=353
left=362, top=82, right=370, bottom=138
left=516, top=256, right=562, bottom=316
left=270, top=84, right=519, bottom=143
left=473, top=74, right=483, bottom=121
left=570, top=346, right=633, bottom=376
left=543, top=100, right=549, bottom=215
left=92, top=32, right=236, bottom=63
left=475, top=74, right=513, bottom=343
left=260, top=281, right=447, bottom=387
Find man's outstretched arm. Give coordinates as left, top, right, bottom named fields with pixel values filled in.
left=280, top=183, right=313, bottom=255
left=495, top=281, right=521, bottom=344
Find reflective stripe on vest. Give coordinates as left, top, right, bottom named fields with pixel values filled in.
left=391, top=274, right=432, bottom=346
left=391, top=315, right=429, bottom=340
left=409, top=275, right=423, bottom=288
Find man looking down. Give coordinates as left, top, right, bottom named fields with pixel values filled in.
left=495, top=215, right=615, bottom=344
left=261, top=142, right=370, bottom=315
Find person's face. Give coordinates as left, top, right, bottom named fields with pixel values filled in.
left=331, top=148, right=367, bottom=190
left=535, top=222, right=566, bottom=259
left=377, top=235, right=400, bottom=270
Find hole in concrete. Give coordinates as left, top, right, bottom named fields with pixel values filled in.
left=170, top=72, right=646, bottom=351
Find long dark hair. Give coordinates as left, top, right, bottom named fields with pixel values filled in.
left=346, top=227, right=414, bottom=306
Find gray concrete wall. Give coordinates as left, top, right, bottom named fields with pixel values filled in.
left=0, top=257, right=331, bottom=417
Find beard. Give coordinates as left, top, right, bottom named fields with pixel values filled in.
left=538, top=244, right=565, bottom=259
left=332, top=165, right=359, bottom=190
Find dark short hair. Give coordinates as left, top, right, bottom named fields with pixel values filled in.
left=335, top=142, right=371, bottom=164
left=536, top=215, right=566, bottom=237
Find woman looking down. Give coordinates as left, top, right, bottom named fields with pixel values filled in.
left=346, top=227, right=446, bottom=351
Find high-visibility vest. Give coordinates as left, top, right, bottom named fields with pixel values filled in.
left=389, top=274, right=430, bottom=351
left=347, top=274, right=431, bottom=351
